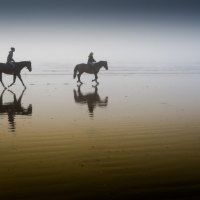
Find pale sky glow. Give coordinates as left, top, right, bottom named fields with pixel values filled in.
left=0, top=0, right=200, bottom=64
left=1, top=24, right=199, bottom=64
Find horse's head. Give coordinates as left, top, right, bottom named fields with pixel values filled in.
left=102, top=61, right=108, bottom=70
left=26, top=61, right=32, bottom=72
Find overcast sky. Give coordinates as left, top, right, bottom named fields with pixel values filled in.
left=0, top=0, right=200, bottom=63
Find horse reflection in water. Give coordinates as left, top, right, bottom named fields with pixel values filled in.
left=0, top=89, right=32, bottom=132
left=73, top=85, right=108, bottom=117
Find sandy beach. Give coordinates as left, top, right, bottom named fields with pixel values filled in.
left=0, top=64, right=200, bottom=199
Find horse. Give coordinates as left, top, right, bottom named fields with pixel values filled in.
left=73, top=61, right=108, bottom=84
left=0, top=61, right=32, bottom=88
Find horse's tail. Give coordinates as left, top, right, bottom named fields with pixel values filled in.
left=73, top=65, right=79, bottom=79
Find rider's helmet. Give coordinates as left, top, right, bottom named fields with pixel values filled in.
left=11, top=47, right=15, bottom=51
left=89, top=52, right=93, bottom=56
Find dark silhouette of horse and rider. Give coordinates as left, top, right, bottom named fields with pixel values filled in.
left=73, top=84, right=108, bottom=117
left=0, top=49, right=108, bottom=88
left=0, top=89, right=32, bottom=132
left=0, top=47, right=32, bottom=88
left=74, top=52, right=108, bottom=84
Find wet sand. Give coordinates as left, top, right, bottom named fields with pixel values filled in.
left=0, top=70, right=200, bottom=199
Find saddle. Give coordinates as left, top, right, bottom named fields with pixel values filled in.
left=88, top=63, right=96, bottom=72
left=6, top=62, right=15, bottom=70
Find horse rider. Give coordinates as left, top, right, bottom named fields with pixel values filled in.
left=7, top=47, right=15, bottom=69
left=87, top=52, right=96, bottom=71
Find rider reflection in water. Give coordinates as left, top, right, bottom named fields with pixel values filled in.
left=7, top=47, right=15, bottom=69
left=73, top=85, right=108, bottom=118
left=0, top=89, right=32, bottom=132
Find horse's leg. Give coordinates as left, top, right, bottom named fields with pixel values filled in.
left=96, top=74, right=99, bottom=83
left=18, top=88, right=26, bottom=104
left=77, top=73, right=83, bottom=84
left=17, top=74, right=26, bottom=88
left=77, top=74, right=81, bottom=83
left=0, top=73, right=6, bottom=89
left=92, top=73, right=95, bottom=82
left=92, top=73, right=99, bottom=84
left=7, top=90, right=17, bottom=104
left=77, top=74, right=80, bottom=83
left=0, top=89, right=6, bottom=106
left=8, top=75, right=16, bottom=88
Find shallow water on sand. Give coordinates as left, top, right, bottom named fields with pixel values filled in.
left=0, top=66, right=200, bottom=199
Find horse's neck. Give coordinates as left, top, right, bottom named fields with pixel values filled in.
left=16, top=62, right=26, bottom=70
left=95, top=63, right=102, bottom=71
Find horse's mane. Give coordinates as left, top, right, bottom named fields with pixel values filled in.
left=0, top=61, right=30, bottom=65
left=16, top=61, right=30, bottom=64
left=79, top=61, right=106, bottom=65
left=97, top=60, right=106, bottom=63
